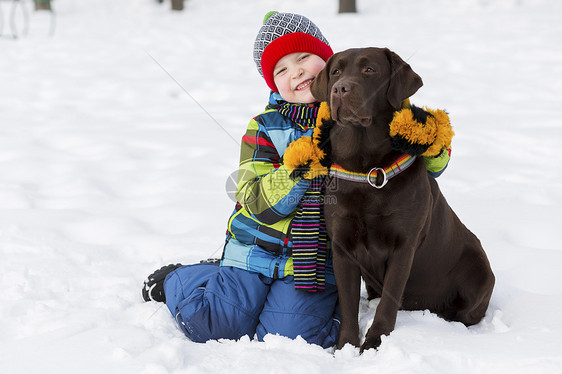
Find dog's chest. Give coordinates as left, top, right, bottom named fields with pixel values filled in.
left=325, top=183, right=403, bottom=250
left=324, top=155, right=432, bottom=256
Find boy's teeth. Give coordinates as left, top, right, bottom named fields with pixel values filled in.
left=296, top=79, right=312, bottom=90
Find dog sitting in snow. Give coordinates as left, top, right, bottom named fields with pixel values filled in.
left=284, top=47, right=495, bottom=352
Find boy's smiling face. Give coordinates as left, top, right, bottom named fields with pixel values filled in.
left=273, top=53, right=326, bottom=104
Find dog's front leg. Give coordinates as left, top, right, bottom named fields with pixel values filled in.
left=361, top=247, right=415, bottom=352
left=332, top=246, right=362, bottom=349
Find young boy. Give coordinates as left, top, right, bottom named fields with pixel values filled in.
left=142, top=11, right=450, bottom=349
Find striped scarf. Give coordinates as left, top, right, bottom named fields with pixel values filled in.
left=291, top=177, right=328, bottom=292
left=275, top=101, right=328, bottom=292
left=276, top=102, right=320, bottom=128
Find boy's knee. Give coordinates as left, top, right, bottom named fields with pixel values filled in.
left=257, top=310, right=339, bottom=348
left=176, top=291, right=260, bottom=342
left=164, top=265, right=269, bottom=343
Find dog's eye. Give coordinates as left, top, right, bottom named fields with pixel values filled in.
left=364, top=67, right=376, bottom=73
left=331, top=68, right=340, bottom=76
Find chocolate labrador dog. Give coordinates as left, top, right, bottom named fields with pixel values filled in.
left=310, top=48, right=495, bottom=352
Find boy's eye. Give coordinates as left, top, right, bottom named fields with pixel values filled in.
left=274, top=67, right=287, bottom=76
left=299, top=54, right=310, bottom=61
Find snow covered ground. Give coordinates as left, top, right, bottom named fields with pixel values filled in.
left=1, top=0, right=561, bottom=372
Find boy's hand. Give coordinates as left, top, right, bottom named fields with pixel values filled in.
left=389, top=105, right=454, bottom=157
left=283, top=136, right=328, bottom=180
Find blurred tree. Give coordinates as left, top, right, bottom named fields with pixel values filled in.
left=171, top=0, right=184, bottom=11
left=34, top=0, right=51, bottom=11
left=339, top=0, right=357, bottom=13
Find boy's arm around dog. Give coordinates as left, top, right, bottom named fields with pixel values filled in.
left=236, top=114, right=314, bottom=225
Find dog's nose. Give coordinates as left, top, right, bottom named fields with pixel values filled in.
left=332, top=81, right=351, bottom=97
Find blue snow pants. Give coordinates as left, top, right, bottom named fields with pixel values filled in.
left=163, top=263, right=340, bottom=348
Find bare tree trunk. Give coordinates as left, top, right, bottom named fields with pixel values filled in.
left=34, top=0, right=52, bottom=11
left=171, top=0, right=184, bottom=11
left=339, top=0, right=357, bottom=13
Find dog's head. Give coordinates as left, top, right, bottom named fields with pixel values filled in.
left=311, top=47, right=423, bottom=127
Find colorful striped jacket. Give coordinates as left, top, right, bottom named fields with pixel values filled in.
left=220, top=92, right=450, bottom=282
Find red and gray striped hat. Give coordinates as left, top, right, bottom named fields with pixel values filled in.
left=253, top=11, right=333, bottom=92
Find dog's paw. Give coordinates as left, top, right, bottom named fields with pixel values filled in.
left=360, top=335, right=382, bottom=353
left=337, top=335, right=361, bottom=350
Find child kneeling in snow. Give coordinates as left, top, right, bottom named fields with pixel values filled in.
left=142, top=11, right=451, bottom=348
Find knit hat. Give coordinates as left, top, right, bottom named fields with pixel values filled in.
left=254, top=11, right=334, bottom=92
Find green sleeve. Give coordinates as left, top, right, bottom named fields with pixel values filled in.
left=423, top=148, right=451, bottom=178
left=235, top=118, right=309, bottom=224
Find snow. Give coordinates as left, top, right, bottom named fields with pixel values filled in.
left=1, top=0, right=561, bottom=372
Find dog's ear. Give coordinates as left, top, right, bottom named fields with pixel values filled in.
left=385, top=49, right=423, bottom=110
left=311, top=55, right=333, bottom=103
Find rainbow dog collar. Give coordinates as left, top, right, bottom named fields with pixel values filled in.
left=329, top=154, right=417, bottom=189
